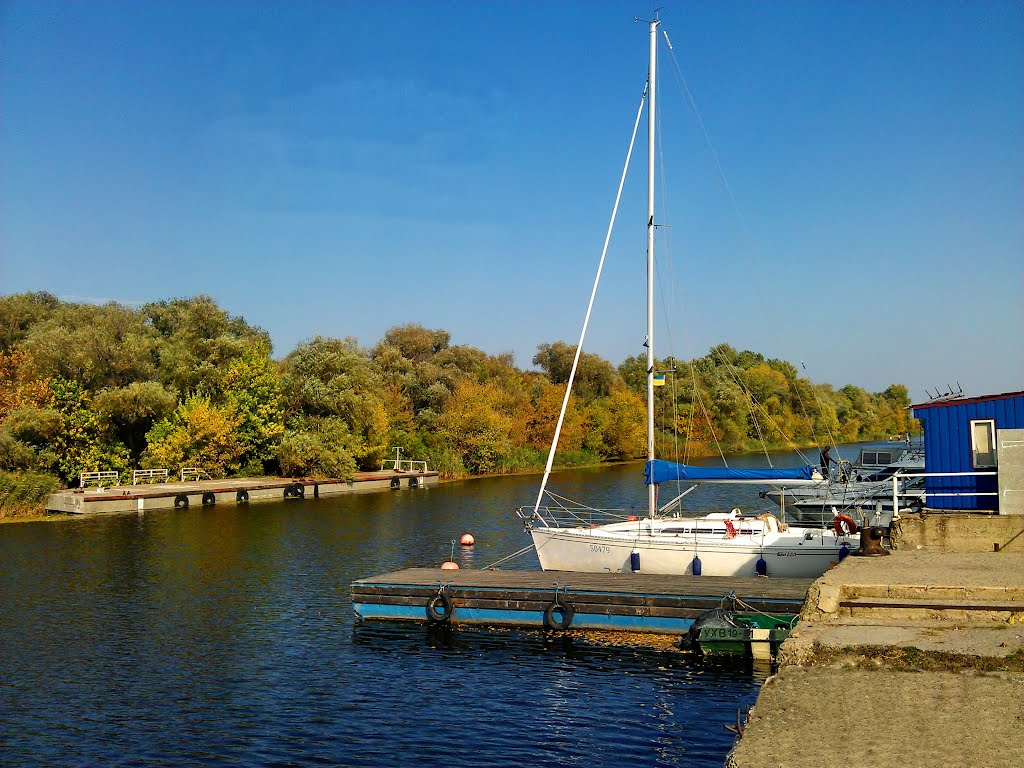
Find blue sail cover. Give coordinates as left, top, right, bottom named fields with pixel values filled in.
left=644, top=459, right=815, bottom=485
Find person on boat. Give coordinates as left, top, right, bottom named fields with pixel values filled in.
left=819, top=447, right=838, bottom=479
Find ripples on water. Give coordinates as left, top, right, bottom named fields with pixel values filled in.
left=0, top=450, right=856, bottom=767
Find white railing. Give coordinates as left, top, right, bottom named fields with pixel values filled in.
left=381, top=459, right=429, bottom=473
left=132, top=469, right=169, bottom=485
left=891, top=470, right=999, bottom=516
left=80, top=471, right=120, bottom=488
left=180, top=467, right=211, bottom=482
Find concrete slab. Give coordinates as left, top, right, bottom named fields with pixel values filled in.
left=726, top=667, right=1024, bottom=768
left=783, top=622, right=1024, bottom=661
left=729, top=550, right=1024, bottom=766
left=806, top=551, right=1024, bottom=616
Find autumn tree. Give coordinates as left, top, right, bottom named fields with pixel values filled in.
left=143, top=394, right=244, bottom=478
left=280, top=336, right=390, bottom=472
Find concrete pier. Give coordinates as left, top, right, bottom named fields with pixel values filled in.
left=725, top=551, right=1024, bottom=767
left=46, top=470, right=439, bottom=514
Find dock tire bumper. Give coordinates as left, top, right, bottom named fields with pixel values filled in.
left=236, top=489, right=249, bottom=503
left=174, top=494, right=189, bottom=509
left=202, top=492, right=216, bottom=506
left=426, top=591, right=454, bottom=623
left=284, top=482, right=305, bottom=499
left=543, top=600, right=575, bottom=631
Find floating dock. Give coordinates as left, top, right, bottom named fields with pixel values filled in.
left=351, top=568, right=812, bottom=637
left=46, top=470, right=439, bottom=514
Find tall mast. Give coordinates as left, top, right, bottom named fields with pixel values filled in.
left=646, top=17, right=659, bottom=519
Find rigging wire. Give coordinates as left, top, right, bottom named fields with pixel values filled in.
left=662, top=30, right=753, bottom=251
left=531, top=83, right=649, bottom=516
left=651, top=33, right=732, bottom=475
left=800, top=359, right=841, bottom=456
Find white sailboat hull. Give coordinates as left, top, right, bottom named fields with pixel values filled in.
left=530, top=525, right=853, bottom=578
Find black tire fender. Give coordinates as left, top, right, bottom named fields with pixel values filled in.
left=236, top=489, right=249, bottom=503
left=543, top=600, right=575, bottom=630
left=174, top=494, right=189, bottom=509
left=426, top=591, right=454, bottom=623
left=201, top=492, right=216, bottom=506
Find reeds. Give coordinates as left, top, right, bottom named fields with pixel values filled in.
left=0, top=471, right=61, bottom=518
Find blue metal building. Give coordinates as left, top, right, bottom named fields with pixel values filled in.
left=911, top=391, right=1024, bottom=511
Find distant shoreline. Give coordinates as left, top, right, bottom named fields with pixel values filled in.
left=0, top=436, right=916, bottom=525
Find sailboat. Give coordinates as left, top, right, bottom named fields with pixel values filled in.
left=517, top=18, right=857, bottom=578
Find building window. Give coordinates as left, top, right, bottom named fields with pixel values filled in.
left=970, top=419, right=997, bottom=468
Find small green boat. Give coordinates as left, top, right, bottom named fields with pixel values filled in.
left=686, top=608, right=798, bottom=658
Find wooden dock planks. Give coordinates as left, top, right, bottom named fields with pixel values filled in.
left=351, top=568, right=813, bottom=634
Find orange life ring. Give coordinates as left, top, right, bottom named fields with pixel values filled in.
left=833, top=514, right=858, bottom=536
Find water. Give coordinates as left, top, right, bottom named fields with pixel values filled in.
left=0, top=447, right=863, bottom=767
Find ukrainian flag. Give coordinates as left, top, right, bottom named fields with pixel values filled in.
left=653, top=374, right=666, bottom=387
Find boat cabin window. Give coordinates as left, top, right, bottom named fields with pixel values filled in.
left=859, top=451, right=892, bottom=467
left=970, top=419, right=997, bottom=468
left=660, top=527, right=730, bottom=535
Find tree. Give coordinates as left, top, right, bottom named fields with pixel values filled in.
left=93, top=382, right=178, bottom=462
left=587, top=389, right=646, bottom=460
left=222, top=342, right=284, bottom=473
left=143, top=394, right=244, bottom=478
left=144, top=296, right=270, bottom=396
left=277, top=417, right=359, bottom=479
left=0, top=349, right=51, bottom=421
left=378, top=324, right=450, bottom=363
left=21, top=302, right=159, bottom=390
left=281, top=336, right=390, bottom=469
left=525, top=382, right=585, bottom=452
left=436, top=380, right=516, bottom=474
left=533, top=341, right=621, bottom=401
left=0, top=292, right=59, bottom=353
left=46, top=377, right=131, bottom=482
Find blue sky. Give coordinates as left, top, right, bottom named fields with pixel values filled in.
left=2, top=1, right=1021, bottom=401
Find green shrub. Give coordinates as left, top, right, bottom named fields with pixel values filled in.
left=0, top=470, right=61, bottom=517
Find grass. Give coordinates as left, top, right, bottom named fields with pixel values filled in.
left=807, top=641, right=1024, bottom=674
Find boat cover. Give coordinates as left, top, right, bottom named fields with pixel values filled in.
left=644, top=460, right=816, bottom=484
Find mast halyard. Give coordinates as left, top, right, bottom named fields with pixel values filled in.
left=645, top=17, right=659, bottom=519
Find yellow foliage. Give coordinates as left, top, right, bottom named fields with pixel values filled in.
left=526, top=382, right=585, bottom=451
left=145, top=395, right=244, bottom=478
left=0, top=350, right=51, bottom=420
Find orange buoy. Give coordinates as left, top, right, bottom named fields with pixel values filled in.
left=460, top=533, right=475, bottom=547
left=440, top=561, right=460, bottom=570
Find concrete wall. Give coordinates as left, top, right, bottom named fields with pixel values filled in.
left=998, top=427, right=1024, bottom=515
left=890, top=513, right=1024, bottom=552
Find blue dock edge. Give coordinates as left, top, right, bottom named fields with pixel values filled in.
left=353, top=602, right=697, bottom=634
left=350, top=568, right=812, bottom=636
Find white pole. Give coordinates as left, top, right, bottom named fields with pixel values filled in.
left=892, top=474, right=899, bottom=519
left=646, top=17, right=659, bottom=519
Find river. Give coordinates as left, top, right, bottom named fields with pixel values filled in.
left=0, top=445, right=864, bottom=767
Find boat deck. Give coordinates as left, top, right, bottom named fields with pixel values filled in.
left=351, top=568, right=813, bottom=635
